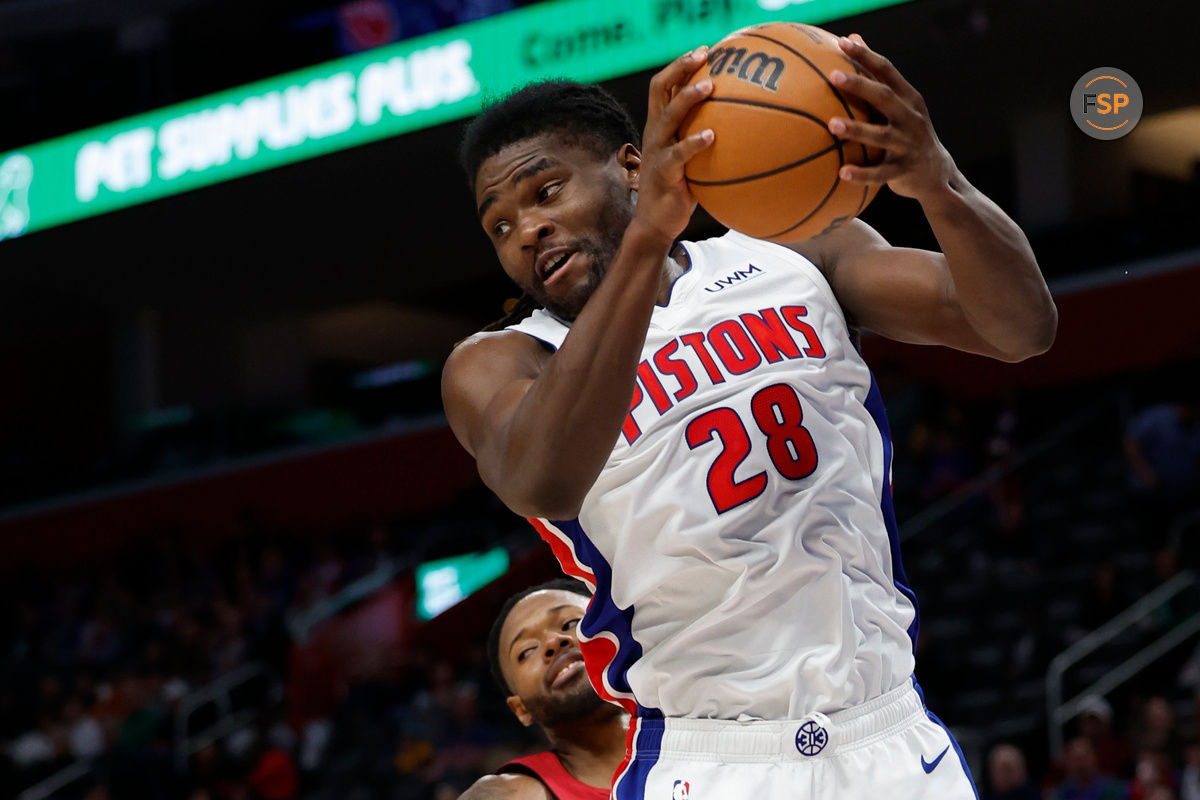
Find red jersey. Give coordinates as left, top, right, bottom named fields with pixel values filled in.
left=499, top=752, right=610, bottom=800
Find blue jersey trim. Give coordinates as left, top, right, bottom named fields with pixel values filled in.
left=549, top=517, right=661, bottom=719
left=862, top=369, right=921, bottom=651
left=614, top=719, right=663, bottom=800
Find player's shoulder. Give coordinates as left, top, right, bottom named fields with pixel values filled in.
left=785, top=218, right=890, bottom=277
left=458, top=771, right=556, bottom=800
left=444, top=328, right=552, bottom=383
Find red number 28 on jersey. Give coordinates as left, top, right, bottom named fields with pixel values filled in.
left=684, top=382, right=818, bottom=514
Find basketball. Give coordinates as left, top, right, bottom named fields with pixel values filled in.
left=679, top=22, right=884, bottom=243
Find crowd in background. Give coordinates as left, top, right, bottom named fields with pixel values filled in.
left=2, top=376, right=1198, bottom=799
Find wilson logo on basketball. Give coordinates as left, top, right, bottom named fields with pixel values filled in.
left=706, top=46, right=785, bottom=92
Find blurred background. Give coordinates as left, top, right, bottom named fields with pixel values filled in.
left=1, top=0, right=1199, bottom=797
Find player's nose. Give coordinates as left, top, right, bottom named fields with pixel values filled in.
left=541, top=632, right=572, bottom=659
left=517, top=209, right=553, bottom=249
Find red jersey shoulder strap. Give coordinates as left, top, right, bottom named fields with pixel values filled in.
left=498, top=752, right=610, bottom=800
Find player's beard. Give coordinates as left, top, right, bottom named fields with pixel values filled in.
left=532, top=185, right=634, bottom=322
left=521, top=672, right=608, bottom=728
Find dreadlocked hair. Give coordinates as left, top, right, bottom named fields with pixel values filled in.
left=480, top=294, right=540, bottom=333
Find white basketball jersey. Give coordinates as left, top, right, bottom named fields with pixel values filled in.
left=508, top=230, right=917, bottom=721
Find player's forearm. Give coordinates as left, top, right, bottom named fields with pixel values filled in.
left=921, top=170, right=1057, bottom=361
left=482, top=220, right=672, bottom=518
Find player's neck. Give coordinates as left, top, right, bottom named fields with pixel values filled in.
left=546, top=705, right=629, bottom=787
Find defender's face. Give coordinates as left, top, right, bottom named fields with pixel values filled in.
left=474, top=134, right=636, bottom=321
left=498, top=589, right=603, bottom=727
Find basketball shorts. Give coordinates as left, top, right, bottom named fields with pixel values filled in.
left=611, top=682, right=978, bottom=800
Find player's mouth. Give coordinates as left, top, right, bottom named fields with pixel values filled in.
left=536, top=247, right=578, bottom=287
left=546, top=652, right=585, bottom=690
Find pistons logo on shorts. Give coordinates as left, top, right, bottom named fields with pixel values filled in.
left=795, top=720, right=828, bottom=756
left=672, top=780, right=690, bottom=800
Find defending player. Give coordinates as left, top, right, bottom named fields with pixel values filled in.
left=460, top=579, right=627, bottom=800
left=443, top=34, right=1056, bottom=798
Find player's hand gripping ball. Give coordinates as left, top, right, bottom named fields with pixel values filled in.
left=678, top=22, right=884, bottom=243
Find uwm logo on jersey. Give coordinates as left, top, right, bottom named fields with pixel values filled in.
left=706, top=45, right=785, bottom=92
left=705, top=262, right=765, bottom=293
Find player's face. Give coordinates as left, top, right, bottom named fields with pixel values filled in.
left=498, top=589, right=604, bottom=728
left=475, top=134, right=637, bottom=321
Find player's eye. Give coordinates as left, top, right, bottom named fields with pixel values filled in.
left=562, top=618, right=580, bottom=631
left=517, top=645, right=535, bottom=662
left=492, top=220, right=510, bottom=238
left=537, top=181, right=562, bottom=202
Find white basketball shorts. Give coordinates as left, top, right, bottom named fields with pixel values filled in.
left=611, top=682, right=978, bottom=800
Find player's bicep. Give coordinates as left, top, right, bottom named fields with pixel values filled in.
left=804, top=220, right=1010, bottom=359
left=441, top=332, right=544, bottom=464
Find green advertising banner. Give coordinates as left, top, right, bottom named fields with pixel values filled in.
left=416, top=546, right=510, bottom=620
left=0, top=0, right=910, bottom=243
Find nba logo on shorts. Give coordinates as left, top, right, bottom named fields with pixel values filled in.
left=672, top=779, right=690, bottom=800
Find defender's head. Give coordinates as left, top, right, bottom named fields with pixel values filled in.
left=486, top=577, right=606, bottom=728
left=460, top=81, right=642, bottom=322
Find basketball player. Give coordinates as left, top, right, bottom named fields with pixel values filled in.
left=442, top=33, right=1057, bottom=798
left=460, top=579, right=627, bottom=799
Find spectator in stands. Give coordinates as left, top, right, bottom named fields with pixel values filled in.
left=1125, top=401, right=1200, bottom=498
left=1130, top=749, right=1177, bottom=800
left=1135, top=697, right=1185, bottom=766
left=985, top=743, right=1041, bottom=800
left=1180, top=740, right=1200, bottom=800
left=1124, top=401, right=1200, bottom=543
left=922, top=403, right=976, bottom=502
left=1077, top=695, right=1135, bottom=778
left=61, top=695, right=105, bottom=760
left=1050, top=737, right=1130, bottom=800
left=427, top=681, right=500, bottom=787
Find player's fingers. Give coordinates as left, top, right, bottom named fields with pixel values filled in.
left=838, top=35, right=924, bottom=111
left=837, top=160, right=898, bottom=185
left=827, top=117, right=899, bottom=150
left=655, top=79, right=714, bottom=142
left=648, top=47, right=710, bottom=117
left=666, top=128, right=715, bottom=166
left=829, top=69, right=909, bottom=122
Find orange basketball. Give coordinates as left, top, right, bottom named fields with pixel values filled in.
left=679, top=22, right=883, bottom=243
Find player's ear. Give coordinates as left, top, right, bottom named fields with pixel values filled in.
left=506, top=694, right=534, bottom=727
left=617, top=144, right=641, bottom=191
